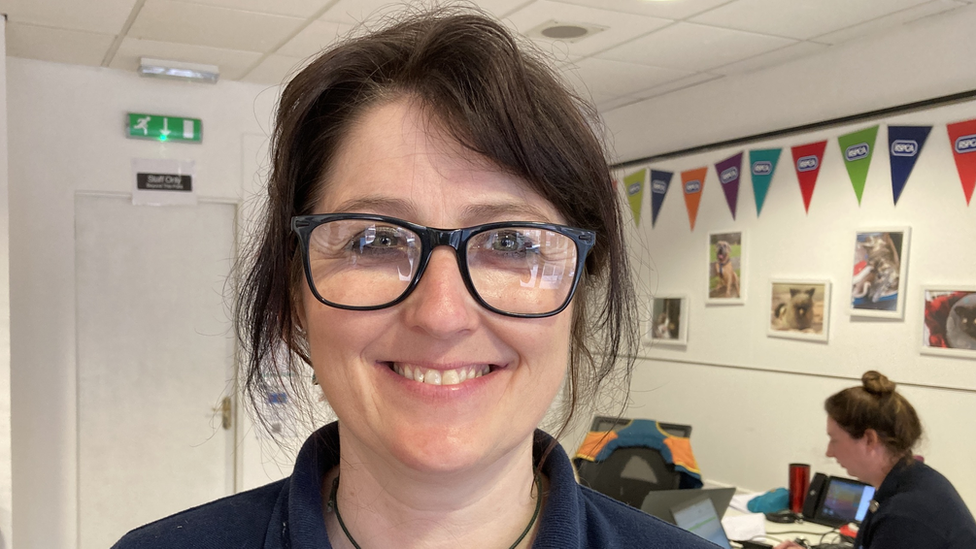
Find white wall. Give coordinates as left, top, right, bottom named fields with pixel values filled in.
left=7, top=58, right=278, bottom=549
left=590, top=10, right=976, bottom=512
left=0, top=15, right=14, bottom=549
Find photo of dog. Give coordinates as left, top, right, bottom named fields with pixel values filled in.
left=649, top=296, right=687, bottom=345
left=850, top=228, right=910, bottom=319
left=708, top=231, right=743, bottom=302
left=769, top=280, right=830, bottom=341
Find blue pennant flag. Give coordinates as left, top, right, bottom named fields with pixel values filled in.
left=887, top=125, right=931, bottom=205
left=650, top=170, right=673, bottom=227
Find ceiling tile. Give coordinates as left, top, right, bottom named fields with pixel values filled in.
left=597, top=22, right=796, bottom=72
left=630, top=72, right=724, bottom=101
left=504, top=0, right=672, bottom=57
left=240, top=54, right=312, bottom=86
left=546, top=0, right=733, bottom=20
left=129, top=0, right=305, bottom=52
left=0, top=0, right=135, bottom=35
left=5, top=22, right=115, bottom=66
left=812, top=0, right=969, bottom=45
left=276, top=18, right=354, bottom=58
left=560, top=57, right=695, bottom=97
left=319, top=0, right=528, bottom=26
left=711, top=40, right=830, bottom=75
left=177, top=0, right=330, bottom=18
left=109, top=37, right=263, bottom=80
left=689, top=0, right=934, bottom=40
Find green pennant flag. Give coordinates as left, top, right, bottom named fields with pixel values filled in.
left=837, top=126, right=879, bottom=204
left=624, top=169, right=647, bottom=227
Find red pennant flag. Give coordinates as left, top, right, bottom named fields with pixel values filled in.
left=790, top=140, right=827, bottom=213
left=947, top=118, right=976, bottom=205
left=681, top=167, right=707, bottom=231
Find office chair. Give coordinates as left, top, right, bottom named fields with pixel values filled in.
left=589, top=415, right=692, bottom=438
left=574, top=416, right=693, bottom=508
left=575, top=446, right=682, bottom=507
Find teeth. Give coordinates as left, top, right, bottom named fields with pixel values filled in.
left=441, top=370, right=460, bottom=385
left=390, top=363, right=493, bottom=385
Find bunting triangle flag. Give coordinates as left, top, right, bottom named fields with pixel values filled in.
left=681, top=167, right=707, bottom=231
left=624, top=169, right=647, bottom=226
left=715, top=152, right=743, bottom=220
left=649, top=170, right=673, bottom=227
left=749, top=148, right=781, bottom=217
left=837, top=126, right=879, bottom=205
left=791, top=141, right=827, bottom=213
left=887, top=125, right=931, bottom=205
left=946, top=118, right=976, bottom=205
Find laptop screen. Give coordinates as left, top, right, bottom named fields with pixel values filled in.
left=671, top=496, right=732, bottom=549
left=817, top=477, right=876, bottom=523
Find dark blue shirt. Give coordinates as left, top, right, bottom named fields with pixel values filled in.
left=856, top=460, right=976, bottom=549
left=114, top=422, right=715, bottom=548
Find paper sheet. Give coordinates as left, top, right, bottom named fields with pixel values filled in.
left=722, top=512, right=767, bottom=542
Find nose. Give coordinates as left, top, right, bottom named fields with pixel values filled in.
left=400, top=247, right=479, bottom=337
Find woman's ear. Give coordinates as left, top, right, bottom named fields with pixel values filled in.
left=863, top=428, right=881, bottom=449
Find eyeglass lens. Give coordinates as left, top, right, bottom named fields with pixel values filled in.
left=306, top=219, right=579, bottom=315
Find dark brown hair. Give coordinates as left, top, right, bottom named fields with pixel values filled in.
left=825, top=371, right=922, bottom=461
left=236, top=7, right=637, bottom=439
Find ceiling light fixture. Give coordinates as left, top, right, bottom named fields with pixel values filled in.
left=138, top=57, right=220, bottom=84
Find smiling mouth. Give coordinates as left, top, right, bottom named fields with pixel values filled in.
left=385, top=362, right=495, bottom=386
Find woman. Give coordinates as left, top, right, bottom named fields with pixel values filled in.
left=115, top=8, right=713, bottom=549
left=776, top=371, right=976, bottom=549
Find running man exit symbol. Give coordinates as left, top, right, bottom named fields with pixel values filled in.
left=126, top=113, right=202, bottom=143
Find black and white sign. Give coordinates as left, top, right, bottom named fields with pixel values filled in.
left=132, top=158, right=197, bottom=205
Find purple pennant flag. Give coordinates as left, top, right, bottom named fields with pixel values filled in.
left=649, top=170, right=673, bottom=227
left=715, top=152, right=743, bottom=220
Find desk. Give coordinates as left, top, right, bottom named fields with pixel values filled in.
left=723, top=503, right=850, bottom=548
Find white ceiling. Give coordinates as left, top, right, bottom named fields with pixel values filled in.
left=2, top=0, right=972, bottom=114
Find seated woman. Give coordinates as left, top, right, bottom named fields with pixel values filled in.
left=114, top=7, right=715, bottom=549
left=777, top=371, right=976, bottom=549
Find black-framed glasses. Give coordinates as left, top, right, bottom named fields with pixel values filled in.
left=292, top=213, right=596, bottom=318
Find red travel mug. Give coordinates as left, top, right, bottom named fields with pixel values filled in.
left=789, top=463, right=811, bottom=514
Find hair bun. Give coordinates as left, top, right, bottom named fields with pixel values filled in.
left=862, top=370, right=896, bottom=396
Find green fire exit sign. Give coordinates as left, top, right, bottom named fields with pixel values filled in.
left=127, top=113, right=202, bottom=143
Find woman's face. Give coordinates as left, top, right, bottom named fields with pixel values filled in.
left=301, top=99, right=573, bottom=475
left=825, top=416, right=873, bottom=481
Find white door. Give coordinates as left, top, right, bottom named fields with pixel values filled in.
left=75, top=193, right=237, bottom=549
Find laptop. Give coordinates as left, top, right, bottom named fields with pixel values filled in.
left=671, top=495, right=733, bottom=549
left=640, top=486, right=736, bottom=525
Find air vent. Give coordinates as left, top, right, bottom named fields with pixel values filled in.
left=526, top=20, right=607, bottom=43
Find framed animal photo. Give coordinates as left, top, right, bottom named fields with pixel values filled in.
left=850, top=228, right=910, bottom=319
left=921, top=287, right=976, bottom=357
left=706, top=230, right=745, bottom=305
left=647, top=295, right=688, bottom=346
left=768, top=280, right=831, bottom=342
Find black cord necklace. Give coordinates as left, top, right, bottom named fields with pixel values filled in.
left=327, top=473, right=543, bottom=549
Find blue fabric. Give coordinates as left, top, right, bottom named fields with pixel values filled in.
left=746, top=487, right=788, bottom=514
left=592, top=419, right=703, bottom=489
left=855, top=460, right=976, bottom=549
left=114, top=422, right=716, bottom=548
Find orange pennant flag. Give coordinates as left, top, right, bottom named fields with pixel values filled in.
left=681, top=167, right=708, bottom=231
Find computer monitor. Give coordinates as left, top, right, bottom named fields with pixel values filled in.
left=812, top=476, right=876, bottom=527
left=671, top=496, right=732, bottom=549
left=641, top=487, right=736, bottom=524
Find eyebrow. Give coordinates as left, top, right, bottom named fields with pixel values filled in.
left=326, top=196, right=558, bottom=225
